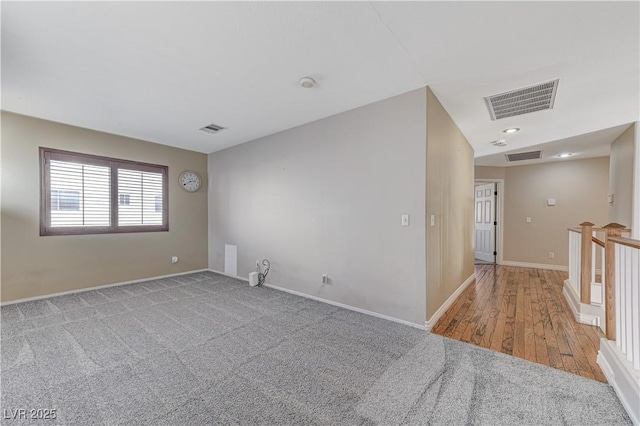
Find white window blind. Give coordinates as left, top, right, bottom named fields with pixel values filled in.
left=117, top=169, right=164, bottom=226
left=40, top=148, right=168, bottom=236
left=50, top=160, right=111, bottom=227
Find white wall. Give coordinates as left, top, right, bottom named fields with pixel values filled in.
left=633, top=122, right=640, bottom=239
left=609, top=124, right=635, bottom=227
left=208, top=88, right=427, bottom=325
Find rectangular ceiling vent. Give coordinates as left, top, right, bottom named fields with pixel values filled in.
left=200, top=123, right=226, bottom=134
left=485, top=79, right=559, bottom=120
left=506, top=151, right=543, bottom=162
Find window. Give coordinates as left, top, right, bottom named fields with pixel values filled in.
left=118, top=193, right=131, bottom=206
left=40, top=147, right=168, bottom=235
left=51, top=190, right=81, bottom=211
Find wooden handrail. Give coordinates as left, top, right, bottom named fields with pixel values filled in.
left=608, top=236, right=640, bottom=250
left=569, top=226, right=607, bottom=233
left=591, top=236, right=605, bottom=248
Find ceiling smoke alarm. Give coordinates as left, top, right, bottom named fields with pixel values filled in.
left=299, top=77, right=316, bottom=88
left=492, top=139, right=508, bottom=147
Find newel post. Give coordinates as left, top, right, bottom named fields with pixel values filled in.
left=580, top=222, right=594, bottom=304
left=603, top=222, right=625, bottom=341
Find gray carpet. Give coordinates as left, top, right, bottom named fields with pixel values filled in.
left=0, top=272, right=631, bottom=425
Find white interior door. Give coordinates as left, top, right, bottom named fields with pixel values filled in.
left=474, top=183, right=496, bottom=263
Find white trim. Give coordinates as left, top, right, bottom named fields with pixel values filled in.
left=474, top=178, right=504, bottom=265
left=210, top=268, right=250, bottom=282
left=425, top=273, right=476, bottom=330
left=563, top=280, right=581, bottom=322
left=0, top=269, right=209, bottom=306
left=209, top=269, right=427, bottom=330
left=633, top=122, right=640, bottom=239
left=562, top=279, right=604, bottom=329
left=501, top=260, right=568, bottom=271
left=597, top=338, right=640, bottom=425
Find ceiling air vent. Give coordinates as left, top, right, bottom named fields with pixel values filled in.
left=200, top=123, right=226, bottom=134
left=506, top=151, right=543, bottom=162
left=485, top=79, right=559, bottom=120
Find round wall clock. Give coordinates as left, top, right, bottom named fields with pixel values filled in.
left=179, top=170, right=202, bottom=192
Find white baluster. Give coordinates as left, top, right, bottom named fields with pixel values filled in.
left=616, top=244, right=622, bottom=348
left=632, top=247, right=640, bottom=370
left=625, top=247, right=633, bottom=362
left=592, top=232, right=597, bottom=283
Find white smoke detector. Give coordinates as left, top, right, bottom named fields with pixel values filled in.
left=492, top=139, right=508, bottom=147
left=299, top=77, right=316, bottom=88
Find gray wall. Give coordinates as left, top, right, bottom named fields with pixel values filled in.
left=1, top=112, right=209, bottom=302
left=208, top=89, right=427, bottom=325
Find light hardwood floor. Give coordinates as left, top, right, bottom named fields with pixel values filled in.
left=432, top=264, right=607, bottom=382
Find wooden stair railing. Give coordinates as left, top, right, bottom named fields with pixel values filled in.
left=580, top=222, right=595, bottom=304
left=569, top=221, right=630, bottom=310
left=603, top=223, right=627, bottom=340
left=576, top=222, right=629, bottom=306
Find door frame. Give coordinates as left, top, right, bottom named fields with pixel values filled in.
left=474, top=179, right=504, bottom=266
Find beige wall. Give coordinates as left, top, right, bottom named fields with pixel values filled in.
left=609, top=124, right=635, bottom=227
left=475, top=166, right=505, bottom=181
left=208, top=89, right=427, bottom=325
left=1, top=112, right=208, bottom=302
left=426, top=88, right=475, bottom=320
left=475, top=157, right=610, bottom=267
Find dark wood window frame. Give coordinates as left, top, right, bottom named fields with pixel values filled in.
left=40, top=147, right=169, bottom=236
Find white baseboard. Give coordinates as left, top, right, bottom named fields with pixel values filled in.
left=0, top=269, right=210, bottom=306
left=425, top=273, right=476, bottom=331
left=597, top=338, right=640, bottom=425
left=209, top=268, right=250, bottom=282
left=501, top=260, right=568, bottom=271
left=209, top=269, right=427, bottom=331
left=562, top=279, right=604, bottom=329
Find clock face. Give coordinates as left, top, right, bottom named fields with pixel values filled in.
left=179, top=171, right=201, bottom=192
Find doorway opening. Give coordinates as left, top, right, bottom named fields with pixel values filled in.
left=474, top=179, right=504, bottom=265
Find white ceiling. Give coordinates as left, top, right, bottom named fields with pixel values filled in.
left=2, top=2, right=639, bottom=155
left=475, top=124, right=631, bottom=168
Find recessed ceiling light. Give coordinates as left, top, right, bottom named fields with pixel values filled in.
left=557, top=153, right=573, bottom=158
left=299, top=77, right=316, bottom=88
left=503, top=128, right=520, bottom=134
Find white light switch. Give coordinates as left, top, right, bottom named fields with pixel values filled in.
left=547, top=198, right=556, bottom=206
left=401, top=214, right=410, bottom=226
left=430, top=215, right=435, bottom=227
left=526, top=217, right=532, bottom=223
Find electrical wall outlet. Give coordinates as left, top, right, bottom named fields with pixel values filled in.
left=322, top=274, right=329, bottom=284
left=548, top=252, right=555, bottom=259
left=171, top=256, right=179, bottom=264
